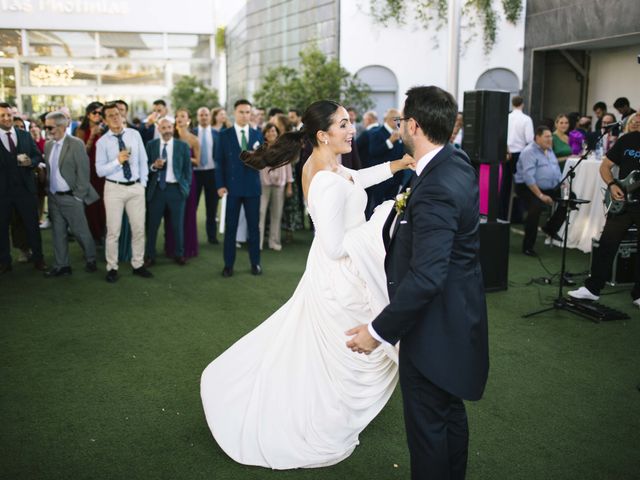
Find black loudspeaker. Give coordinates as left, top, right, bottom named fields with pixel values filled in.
left=462, top=90, right=509, bottom=164
left=479, top=221, right=510, bottom=292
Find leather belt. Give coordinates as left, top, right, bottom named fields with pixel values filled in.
left=106, top=179, right=139, bottom=186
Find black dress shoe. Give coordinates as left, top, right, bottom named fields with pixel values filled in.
left=523, top=249, right=538, bottom=257
left=222, top=266, right=233, bottom=277
left=85, top=261, right=97, bottom=273
left=174, top=256, right=186, bottom=266
left=45, top=266, right=72, bottom=278
left=542, top=226, right=562, bottom=242
left=132, top=266, right=153, bottom=278
left=251, top=264, right=263, bottom=275
left=0, top=264, right=12, bottom=274
left=33, top=259, right=48, bottom=271
left=106, top=269, right=119, bottom=283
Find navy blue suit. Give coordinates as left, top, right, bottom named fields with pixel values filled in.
left=0, top=128, right=44, bottom=265
left=372, top=144, right=489, bottom=479
left=214, top=126, right=263, bottom=269
left=366, top=125, right=405, bottom=218
left=145, top=138, right=192, bottom=259
left=192, top=126, right=220, bottom=242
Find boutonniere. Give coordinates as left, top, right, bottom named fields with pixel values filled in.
left=394, top=188, right=411, bottom=215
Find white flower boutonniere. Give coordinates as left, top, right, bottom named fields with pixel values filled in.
left=394, top=188, right=411, bottom=215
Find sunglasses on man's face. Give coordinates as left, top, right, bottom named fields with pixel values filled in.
left=44, top=125, right=57, bottom=131
left=90, top=110, right=102, bottom=116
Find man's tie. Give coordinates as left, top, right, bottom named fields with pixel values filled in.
left=49, top=142, right=61, bottom=193
left=240, top=129, right=248, bottom=151
left=6, top=131, right=16, bottom=155
left=158, top=143, right=167, bottom=190
left=115, top=133, right=132, bottom=180
left=200, top=130, right=209, bottom=167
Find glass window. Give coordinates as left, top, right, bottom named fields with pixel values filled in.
left=99, top=33, right=165, bottom=59
left=101, top=62, right=165, bottom=85
left=0, top=67, right=17, bottom=104
left=27, top=31, right=96, bottom=57
left=0, top=30, right=22, bottom=58
left=167, top=34, right=210, bottom=59
left=171, top=61, right=211, bottom=85
left=22, top=61, right=97, bottom=87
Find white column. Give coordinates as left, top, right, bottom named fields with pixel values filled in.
left=446, top=0, right=461, bottom=101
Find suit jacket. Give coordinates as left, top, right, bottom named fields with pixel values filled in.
left=356, top=129, right=372, bottom=167
left=214, top=126, right=263, bottom=197
left=145, top=138, right=192, bottom=200
left=368, top=125, right=404, bottom=165
left=0, top=128, right=42, bottom=195
left=140, top=124, right=157, bottom=145
left=192, top=126, right=220, bottom=168
left=44, top=135, right=99, bottom=205
left=372, top=143, right=489, bottom=401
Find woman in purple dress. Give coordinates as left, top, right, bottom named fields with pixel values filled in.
left=164, top=108, right=200, bottom=259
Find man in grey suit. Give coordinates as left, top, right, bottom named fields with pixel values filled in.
left=43, top=111, right=99, bottom=277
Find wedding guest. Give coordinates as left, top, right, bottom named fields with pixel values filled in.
left=592, top=101, right=607, bottom=132
left=29, top=119, right=47, bottom=227
left=613, top=97, right=637, bottom=130
left=29, top=120, right=45, bottom=153
left=599, top=113, right=619, bottom=152
left=506, top=96, right=534, bottom=221
left=211, top=107, right=231, bottom=131
left=42, top=111, right=98, bottom=277
left=141, top=99, right=172, bottom=145
left=0, top=102, right=46, bottom=273
left=451, top=112, right=464, bottom=147
left=75, top=101, right=106, bottom=244
left=287, top=109, right=303, bottom=131
left=514, top=125, right=569, bottom=257
left=259, top=123, right=293, bottom=251
left=568, top=116, right=591, bottom=154
left=194, top=106, right=220, bottom=244
left=95, top=102, right=151, bottom=283
left=164, top=108, right=199, bottom=259
left=267, top=107, right=283, bottom=123
left=145, top=118, right=192, bottom=266
left=552, top=114, right=572, bottom=162
left=356, top=110, right=380, bottom=168
left=215, top=99, right=264, bottom=277
left=347, top=106, right=363, bottom=136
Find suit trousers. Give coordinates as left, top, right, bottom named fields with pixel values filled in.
left=259, top=185, right=285, bottom=250
left=48, top=193, right=96, bottom=268
left=0, top=190, right=43, bottom=265
left=585, top=206, right=640, bottom=300
left=400, top=351, right=469, bottom=480
left=104, top=181, right=146, bottom=271
left=146, top=184, right=186, bottom=259
left=223, top=195, right=260, bottom=268
left=194, top=169, right=218, bottom=242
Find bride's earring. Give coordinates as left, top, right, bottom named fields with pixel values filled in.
left=324, top=140, right=328, bottom=145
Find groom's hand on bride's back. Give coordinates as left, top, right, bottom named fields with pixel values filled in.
left=345, top=325, right=380, bottom=354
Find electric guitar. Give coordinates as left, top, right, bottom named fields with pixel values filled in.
left=603, top=170, right=640, bottom=215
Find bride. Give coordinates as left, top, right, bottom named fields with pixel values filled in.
left=200, top=100, right=414, bottom=469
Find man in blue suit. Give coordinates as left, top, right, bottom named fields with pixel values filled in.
left=347, top=86, right=489, bottom=480
left=215, top=99, right=264, bottom=277
left=365, top=108, right=405, bottom=218
left=194, top=106, right=220, bottom=244
left=0, top=102, right=47, bottom=273
left=144, top=118, right=192, bottom=266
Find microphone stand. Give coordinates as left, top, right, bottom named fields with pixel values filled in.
left=523, top=127, right=612, bottom=322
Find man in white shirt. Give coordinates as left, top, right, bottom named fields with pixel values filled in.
left=505, top=96, right=534, bottom=221
left=96, top=102, right=150, bottom=283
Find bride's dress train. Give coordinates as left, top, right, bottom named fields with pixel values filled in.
left=201, top=163, right=398, bottom=469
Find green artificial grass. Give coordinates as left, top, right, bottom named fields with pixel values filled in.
left=1, top=215, right=639, bottom=480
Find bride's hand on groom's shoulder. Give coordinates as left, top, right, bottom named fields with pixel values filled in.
left=391, top=154, right=416, bottom=173
left=345, top=325, right=380, bottom=355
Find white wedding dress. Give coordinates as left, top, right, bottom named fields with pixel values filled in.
left=201, top=162, right=399, bottom=469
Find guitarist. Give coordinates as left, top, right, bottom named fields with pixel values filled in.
left=569, top=113, right=640, bottom=308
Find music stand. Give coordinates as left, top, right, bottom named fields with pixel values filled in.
left=523, top=129, right=607, bottom=321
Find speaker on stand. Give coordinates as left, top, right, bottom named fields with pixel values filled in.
left=462, top=90, right=510, bottom=291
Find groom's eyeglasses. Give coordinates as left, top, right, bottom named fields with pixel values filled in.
left=393, top=117, right=421, bottom=130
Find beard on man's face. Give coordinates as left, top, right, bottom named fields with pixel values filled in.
left=401, top=127, right=414, bottom=157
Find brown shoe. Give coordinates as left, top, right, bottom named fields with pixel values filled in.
left=33, top=259, right=48, bottom=271
left=174, top=256, right=186, bottom=266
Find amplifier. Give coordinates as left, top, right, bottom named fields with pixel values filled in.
left=591, top=230, right=638, bottom=286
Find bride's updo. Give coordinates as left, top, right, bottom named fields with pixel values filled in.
left=241, top=100, right=341, bottom=170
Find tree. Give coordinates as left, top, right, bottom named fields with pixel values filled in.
left=170, top=76, right=219, bottom=115
left=253, top=45, right=373, bottom=113
left=368, top=0, right=523, bottom=53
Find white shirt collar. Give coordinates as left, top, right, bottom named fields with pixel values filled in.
left=366, top=122, right=379, bottom=130
left=416, top=145, right=444, bottom=176
left=161, top=137, right=174, bottom=147
left=234, top=123, right=249, bottom=133
left=54, top=134, right=67, bottom=147
left=2, top=126, right=17, bottom=138
left=383, top=123, right=394, bottom=134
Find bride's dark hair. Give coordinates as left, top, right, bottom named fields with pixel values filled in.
left=241, top=100, right=341, bottom=170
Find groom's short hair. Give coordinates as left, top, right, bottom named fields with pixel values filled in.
left=404, top=86, right=457, bottom=145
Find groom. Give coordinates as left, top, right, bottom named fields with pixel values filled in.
left=347, top=86, right=489, bottom=480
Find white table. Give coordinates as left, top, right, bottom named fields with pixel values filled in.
left=560, top=156, right=609, bottom=253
